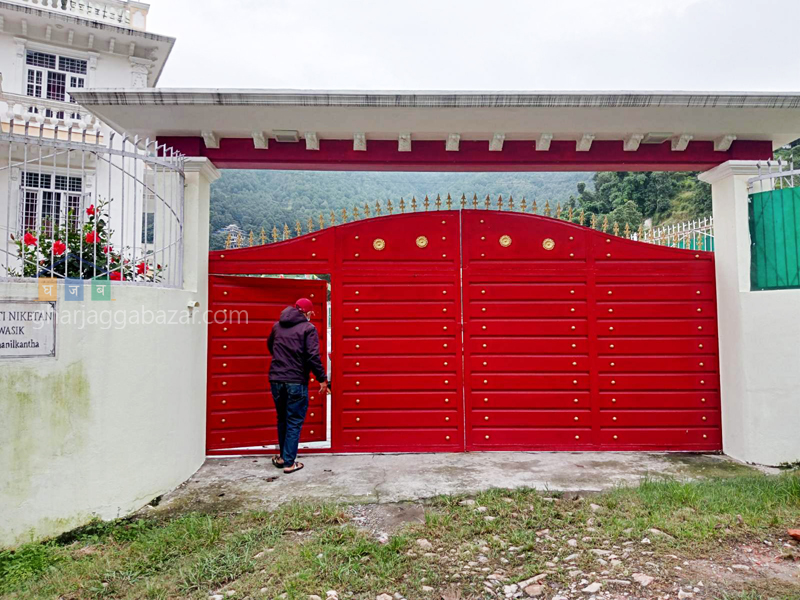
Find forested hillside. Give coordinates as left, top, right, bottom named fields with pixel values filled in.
left=209, top=169, right=712, bottom=250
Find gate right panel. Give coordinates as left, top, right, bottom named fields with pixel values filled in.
left=462, top=210, right=721, bottom=452
left=593, top=232, right=721, bottom=450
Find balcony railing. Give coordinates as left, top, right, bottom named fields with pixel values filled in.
left=9, top=0, right=146, bottom=30
left=1, top=93, right=98, bottom=137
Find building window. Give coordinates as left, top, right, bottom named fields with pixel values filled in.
left=20, top=172, right=84, bottom=237
left=25, top=50, right=87, bottom=106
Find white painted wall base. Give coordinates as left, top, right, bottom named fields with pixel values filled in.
left=700, top=161, right=800, bottom=466
left=0, top=158, right=219, bottom=548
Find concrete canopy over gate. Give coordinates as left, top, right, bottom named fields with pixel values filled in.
left=209, top=210, right=720, bottom=453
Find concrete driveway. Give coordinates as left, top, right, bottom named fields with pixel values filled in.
left=154, top=452, right=764, bottom=515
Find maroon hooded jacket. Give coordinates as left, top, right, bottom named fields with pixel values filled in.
left=267, top=306, right=327, bottom=384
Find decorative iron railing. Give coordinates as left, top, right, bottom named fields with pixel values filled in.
left=748, top=160, right=800, bottom=290
left=10, top=0, right=139, bottom=29
left=0, top=121, right=185, bottom=287
left=223, top=193, right=714, bottom=253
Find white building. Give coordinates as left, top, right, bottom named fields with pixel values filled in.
left=0, top=0, right=176, bottom=282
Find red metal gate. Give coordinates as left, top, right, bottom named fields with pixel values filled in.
left=208, top=209, right=720, bottom=453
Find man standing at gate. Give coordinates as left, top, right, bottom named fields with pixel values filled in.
left=267, top=298, right=328, bottom=474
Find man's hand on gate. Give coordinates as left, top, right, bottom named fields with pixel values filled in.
left=319, top=381, right=329, bottom=395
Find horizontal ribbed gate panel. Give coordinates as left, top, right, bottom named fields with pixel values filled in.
left=208, top=209, right=721, bottom=454
left=207, top=275, right=328, bottom=452
left=462, top=210, right=721, bottom=452
left=333, top=212, right=464, bottom=452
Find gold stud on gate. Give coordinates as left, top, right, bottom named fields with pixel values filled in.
left=373, top=238, right=386, bottom=251
left=499, top=235, right=512, bottom=247
left=416, top=236, right=429, bottom=248
left=542, top=238, right=555, bottom=251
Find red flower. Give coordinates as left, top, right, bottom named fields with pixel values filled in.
left=23, top=232, right=37, bottom=247
left=136, top=262, right=147, bottom=275
left=156, top=264, right=162, bottom=270
left=102, top=245, right=113, bottom=254
left=52, top=240, right=67, bottom=256
left=109, top=271, right=122, bottom=281
left=86, top=205, right=96, bottom=216
left=85, top=231, right=99, bottom=244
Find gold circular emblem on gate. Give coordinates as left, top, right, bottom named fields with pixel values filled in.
left=542, top=238, right=556, bottom=251
left=499, top=235, right=512, bottom=247
left=373, top=238, right=386, bottom=251
left=416, top=235, right=429, bottom=248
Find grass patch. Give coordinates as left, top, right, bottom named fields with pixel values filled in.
left=2, top=473, right=799, bottom=599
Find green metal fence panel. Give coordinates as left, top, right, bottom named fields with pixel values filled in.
left=749, top=186, right=800, bottom=290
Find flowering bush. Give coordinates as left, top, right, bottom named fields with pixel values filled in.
left=9, top=199, right=165, bottom=281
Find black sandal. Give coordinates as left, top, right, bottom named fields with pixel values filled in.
left=283, top=462, right=304, bottom=474
left=271, top=456, right=285, bottom=469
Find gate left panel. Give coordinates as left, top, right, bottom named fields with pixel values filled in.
left=207, top=275, right=328, bottom=452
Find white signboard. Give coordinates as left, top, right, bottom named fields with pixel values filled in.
left=0, top=301, right=57, bottom=358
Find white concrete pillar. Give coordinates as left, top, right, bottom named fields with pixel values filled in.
left=183, top=158, right=221, bottom=295
left=699, top=161, right=800, bottom=466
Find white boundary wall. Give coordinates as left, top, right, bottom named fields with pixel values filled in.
left=700, top=161, right=800, bottom=466
left=0, top=158, right=218, bottom=548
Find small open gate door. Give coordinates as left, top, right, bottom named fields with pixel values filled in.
left=207, top=275, right=328, bottom=452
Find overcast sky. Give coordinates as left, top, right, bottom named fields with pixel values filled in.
left=147, top=0, right=798, bottom=92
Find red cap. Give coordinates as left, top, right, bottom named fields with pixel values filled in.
left=295, top=298, right=313, bottom=314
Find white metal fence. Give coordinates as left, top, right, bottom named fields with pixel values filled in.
left=638, top=217, right=715, bottom=251
left=0, top=122, right=185, bottom=287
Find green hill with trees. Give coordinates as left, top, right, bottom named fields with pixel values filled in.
left=209, top=169, right=713, bottom=250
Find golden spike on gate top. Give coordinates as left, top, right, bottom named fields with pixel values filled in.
left=638, top=223, right=645, bottom=239
left=472, top=193, right=478, bottom=209
left=485, top=194, right=491, bottom=209
left=532, top=199, right=538, bottom=214
left=613, top=221, right=620, bottom=236
left=363, top=203, right=370, bottom=218
left=283, top=224, right=290, bottom=240
left=387, top=199, right=394, bottom=214
left=568, top=206, right=574, bottom=221
left=435, top=194, right=442, bottom=210
left=260, top=227, right=267, bottom=245
left=497, top=195, right=503, bottom=211
left=225, top=232, right=232, bottom=249
left=423, top=195, right=430, bottom=211
left=602, top=216, right=609, bottom=233
left=319, top=214, right=325, bottom=230
left=342, top=208, right=348, bottom=223
left=375, top=200, right=382, bottom=216
left=521, top=197, right=527, bottom=212
left=556, top=202, right=562, bottom=219
left=624, top=222, right=631, bottom=238
left=237, top=232, right=244, bottom=248
left=272, top=226, right=278, bottom=243
left=508, top=195, right=514, bottom=211
left=295, top=221, right=302, bottom=236
left=591, top=214, right=597, bottom=229
left=307, top=217, right=314, bottom=233
left=579, top=210, right=585, bottom=226
left=330, top=211, right=336, bottom=226
left=249, top=230, right=255, bottom=247
left=544, top=200, right=551, bottom=217
left=446, top=193, right=452, bottom=210
left=460, top=193, right=467, bottom=210
left=673, top=232, right=679, bottom=247
left=411, top=197, right=417, bottom=212
left=353, top=205, right=360, bottom=220
left=400, top=198, right=406, bottom=213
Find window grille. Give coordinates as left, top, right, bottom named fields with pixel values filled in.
left=20, top=171, right=84, bottom=237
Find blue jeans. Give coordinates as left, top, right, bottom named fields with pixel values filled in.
left=270, top=382, right=309, bottom=468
